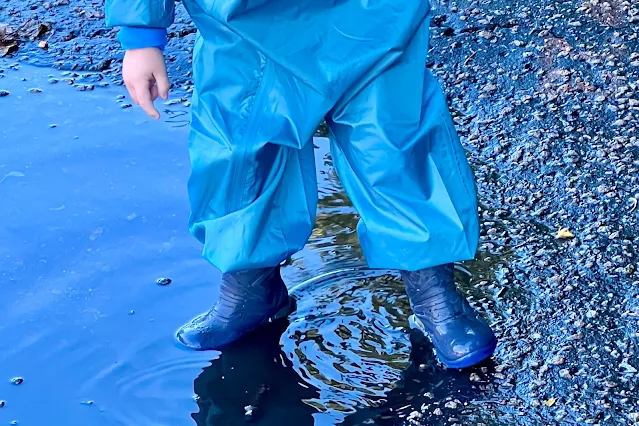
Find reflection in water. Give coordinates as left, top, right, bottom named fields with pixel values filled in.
left=303, top=150, right=364, bottom=272
left=192, top=265, right=504, bottom=426
left=192, top=320, right=319, bottom=426
left=283, top=269, right=413, bottom=424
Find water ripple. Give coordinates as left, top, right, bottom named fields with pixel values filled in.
left=284, top=269, right=412, bottom=423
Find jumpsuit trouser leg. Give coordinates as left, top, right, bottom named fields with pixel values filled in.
left=186, top=18, right=479, bottom=274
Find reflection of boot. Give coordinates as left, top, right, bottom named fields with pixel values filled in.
left=176, top=266, right=294, bottom=350
left=192, top=320, right=318, bottom=426
left=401, top=264, right=497, bottom=369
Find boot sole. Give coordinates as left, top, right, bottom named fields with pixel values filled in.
left=409, top=314, right=497, bottom=369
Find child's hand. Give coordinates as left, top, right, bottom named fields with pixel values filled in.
left=122, top=48, right=170, bottom=120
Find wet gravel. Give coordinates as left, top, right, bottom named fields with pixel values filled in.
left=1, top=0, right=638, bottom=425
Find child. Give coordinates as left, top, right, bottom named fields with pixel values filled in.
left=106, top=0, right=497, bottom=369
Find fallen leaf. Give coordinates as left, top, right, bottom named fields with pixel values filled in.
left=545, top=398, right=557, bottom=407
left=0, top=24, right=19, bottom=57
left=0, top=20, right=52, bottom=56
left=0, top=41, right=18, bottom=57
left=556, top=228, right=574, bottom=239
left=22, top=21, right=52, bottom=40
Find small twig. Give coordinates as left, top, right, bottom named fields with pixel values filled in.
left=468, top=399, right=501, bottom=405
left=629, top=197, right=638, bottom=214
left=499, top=237, right=536, bottom=256
left=464, top=50, right=477, bottom=66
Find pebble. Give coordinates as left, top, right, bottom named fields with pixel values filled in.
left=244, top=404, right=256, bottom=420
left=620, top=362, right=638, bottom=374
left=28, top=88, right=42, bottom=94
left=156, top=278, right=172, bottom=286
left=433, top=408, right=443, bottom=416
left=478, top=30, right=494, bottom=40
left=0, top=90, right=9, bottom=97
left=482, top=84, right=498, bottom=93
left=75, top=84, right=95, bottom=91
left=549, top=356, right=565, bottom=366
left=559, top=369, right=573, bottom=379
left=10, top=378, right=23, bottom=385
left=0, top=400, right=5, bottom=408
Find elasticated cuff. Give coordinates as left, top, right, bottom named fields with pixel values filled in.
left=117, top=27, right=168, bottom=51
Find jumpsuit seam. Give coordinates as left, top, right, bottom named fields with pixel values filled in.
left=440, top=110, right=477, bottom=256
left=206, top=15, right=325, bottom=97
left=440, top=111, right=473, bottom=201
left=229, top=57, right=271, bottom=212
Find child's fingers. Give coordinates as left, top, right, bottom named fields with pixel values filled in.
left=155, top=70, right=170, bottom=100
left=136, top=81, right=160, bottom=120
left=150, top=84, right=159, bottom=102
left=125, top=81, right=139, bottom=105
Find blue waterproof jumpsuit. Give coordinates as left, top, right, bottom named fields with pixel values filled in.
left=105, top=0, right=480, bottom=274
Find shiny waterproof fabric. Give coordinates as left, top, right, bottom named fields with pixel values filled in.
left=105, top=0, right=480, bottom=273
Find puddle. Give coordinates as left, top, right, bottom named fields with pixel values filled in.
left=0, top=62, right=511, bottom=426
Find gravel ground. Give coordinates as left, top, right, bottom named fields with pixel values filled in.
left=1, top=0, right=638, bottom=425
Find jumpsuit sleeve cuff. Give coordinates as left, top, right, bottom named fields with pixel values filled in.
left=117, top=27, right=168, bottom=51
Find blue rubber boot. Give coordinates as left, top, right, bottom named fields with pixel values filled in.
left=401, top=264, right=497, bottom=369
left=176, top=266, right=294, bottom=351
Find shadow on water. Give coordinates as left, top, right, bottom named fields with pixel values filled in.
left=0, top=63, right=520, bottom=426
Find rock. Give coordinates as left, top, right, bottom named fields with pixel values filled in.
left=620, top=362, right=638, bottom=374
left=244, top=404, right=256, bottom=420
left=0, top=90, right=8, bottom=97
left=559, top=369, right=573, bottom=379
left=482, top=84, right=498, bottom=93
left=478, top=30, right=494, bottom=40
left=156, top=278, right=172, bottom=286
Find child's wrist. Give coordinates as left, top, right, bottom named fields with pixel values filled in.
left=118, top=27, right=168, bottom=51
